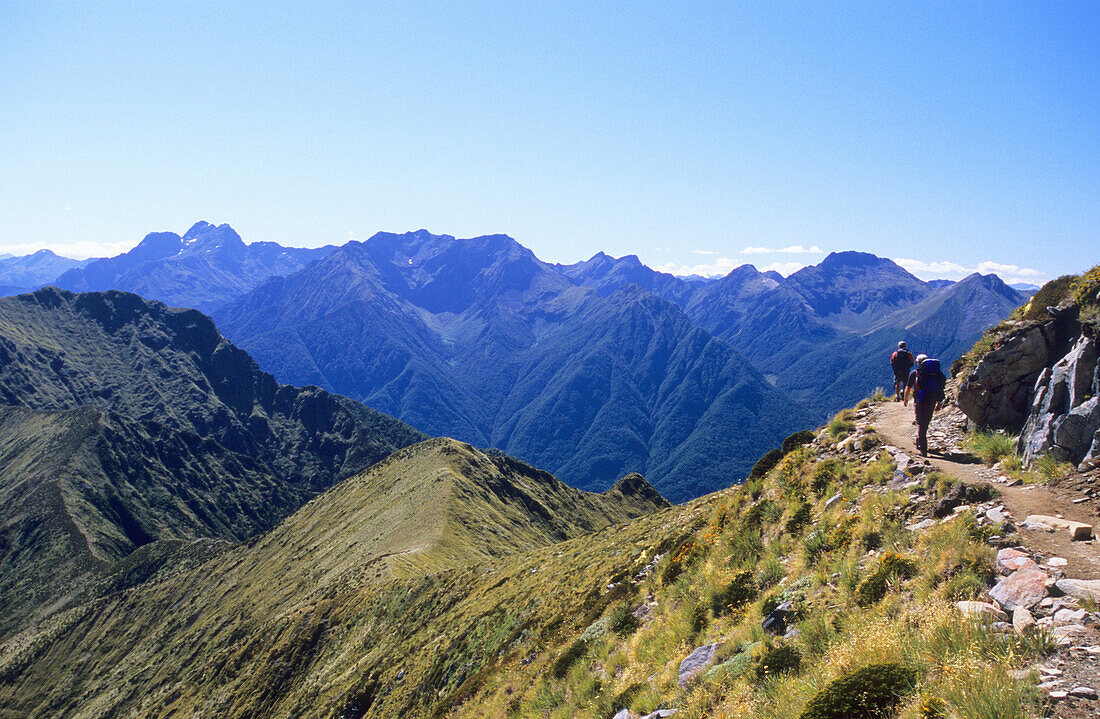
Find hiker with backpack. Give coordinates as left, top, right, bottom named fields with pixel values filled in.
left=890, top=341, right=914, bottom=401
left=903, top=354, right=947, bottom=457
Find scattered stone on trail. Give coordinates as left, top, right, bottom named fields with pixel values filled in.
left=957, top=601, right=1008, bottom=621
left=1055, top=578, right=1100, bottom=602
left=1013, top=606, right=1037, bottom=635
left=1054, top=608, right=1088, bottom=625
left=1045, top=557, right=1068, bottom=568
left=986, top=506, right=1008, bottom=523
left=1023, top=515, right=1094, bottom=540
left=1069, top=686, right=1099, bottom=699
left=996, top=548, right=1038, bottom=574
left=990, top=568, right=1050, bottom=612
left=612, top=709, right=634, bottom=719
left=1052, top=625, right=1090, bottom=644
left=677, top=643, right=723, bottom=687
left=1049, top=690, right=1070, bottom=700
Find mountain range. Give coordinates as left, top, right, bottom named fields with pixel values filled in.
left=0, top=223, right=1025, bottom=499
left=43, top=222, right=336, bottom=312
left=0, top=249, right=89, bottom=295
left=561, top=249, right=1027, bottom=412
left=212, top=231, right=811, bottom=501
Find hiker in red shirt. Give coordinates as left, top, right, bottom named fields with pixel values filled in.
left=903, top=354, right=947, bottom=457
left=890, top=341, right=914, bottom=401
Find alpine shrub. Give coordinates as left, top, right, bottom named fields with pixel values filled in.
left=689, top=602, right=708, bottom=636
left=785, top=503, right=812, bottom=535
left=750, top=448, right=785, bottom=479
left=798, top=663, right=918, bottom=719
left=811, top=460, right=838, bottom=495
left=782, top=429, right=816, bottom=453
left=856, top=553, right=917, bottom=607
left=753, top=644, right=802, bottom=681
left=710, top=571, right=757, bottom=617
left=608, top=602, right=639, bottom=635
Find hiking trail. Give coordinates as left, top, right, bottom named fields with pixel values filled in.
left=871, top=400, right=1100, bottom=580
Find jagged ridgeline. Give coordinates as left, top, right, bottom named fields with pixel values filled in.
left=0, top=401, right=1049, bottom=718
left=214, top=231, right=814, bottom=501
left=0, top=288, right=425, bottom=638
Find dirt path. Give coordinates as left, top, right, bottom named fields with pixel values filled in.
left=871, top=400, right=1100, bottom=580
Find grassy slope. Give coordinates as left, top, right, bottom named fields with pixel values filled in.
left=0, top=406, right=1048, bottom=719
left=0, top=404, right=302, bottom=639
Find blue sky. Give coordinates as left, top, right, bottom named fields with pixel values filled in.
left=2, top=2, right=1097, bottom=284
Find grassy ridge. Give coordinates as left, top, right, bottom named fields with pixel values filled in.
left=0, top=404, right=1049, bottom=718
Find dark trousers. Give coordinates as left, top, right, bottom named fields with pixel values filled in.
left=914, top=400, right=935, bottom=454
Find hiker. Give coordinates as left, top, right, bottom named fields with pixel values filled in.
left=890, top=341, right=914, bottom=400
left=903, top=354, right=947, bottom=457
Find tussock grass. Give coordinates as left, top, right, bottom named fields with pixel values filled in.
left=965, top=430, right=1018, bottom=465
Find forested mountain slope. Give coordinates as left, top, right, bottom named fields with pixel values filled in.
left=215, top=231, right=811, bottom=500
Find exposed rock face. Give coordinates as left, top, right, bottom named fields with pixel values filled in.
left=957, top=323, right=1055, bottom=428
left=1019, top=333, right=1100, bottom=468
left=957, top=304, right=1100, bottom=470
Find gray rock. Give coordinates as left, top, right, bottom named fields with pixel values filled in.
left=1069, top=686, right=1098, bottom=699
left=1054, top=608, right=1088, bottom=624
left=677, top=643, right=722, bottom=687
left=612, top=710, right=635, bottom=719
left=1055, top=578, right=1100, bottom=602
left=957, top=601, right=1008, bottom=621
left=958, top=324, right=1053, bottom=428
left=990, top=568, right=1050, bottom=611
left=641, top=710, right=679, bottom=719
left=996, top=548, right=1036, bottom=574
left=1013, top=606, right=1036, bottom=635
left=762, top=602, right=796, bottom=635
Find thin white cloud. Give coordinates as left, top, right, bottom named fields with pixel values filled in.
left=895, top=257, right=1048, bottom=285
left=759, top=261, right=810, bottom=276
left=692, top=249, right=718, bottom=255
left=740, top=245, right=823, bottom=255
left=655, top=258, right=740, bottom=277
left=655, top=258, right=810, bottom=278
left=0, top=239, right=136, bottom=260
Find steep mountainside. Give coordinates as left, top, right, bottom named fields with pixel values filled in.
left=0, top=288, right=425, bottom=636
left=0, top=288, right=424, bottom=491
left=52, top=222, right=335, bottom=311
left=216, top=231, right=811, bottom=500
left=0, top=404, right=295, bottom=638
left=0, top=250, right=88, bottom=294
left=0, top=398, right=1059, bottom=719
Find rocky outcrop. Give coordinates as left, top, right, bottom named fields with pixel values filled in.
left=1019, top=335, right=1100, bottom=468
left=957, top=302, right=1100, bottom=469
left=957, top=323, right=1056, bottom=428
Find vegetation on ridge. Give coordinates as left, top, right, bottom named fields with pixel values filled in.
left=0, top=400, right=1051, bottom=718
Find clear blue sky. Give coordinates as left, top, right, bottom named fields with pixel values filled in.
left=2, top=2, right=1097, bottom=284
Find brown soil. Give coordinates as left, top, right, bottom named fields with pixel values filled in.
left=872, top=400, right=1100, bottom=718
left=872, top=400, right=1100, bottom=580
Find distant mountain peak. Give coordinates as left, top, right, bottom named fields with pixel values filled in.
left=181, top=221, right=245, bottom=252
left=817, top=250, right=901, bottom=271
